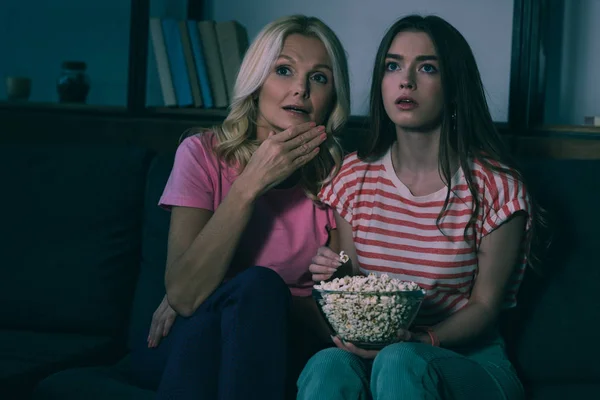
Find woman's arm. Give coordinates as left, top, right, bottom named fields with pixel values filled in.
left=334, top=213, right=528, bottom=358
left=166, top=122, right=326, bottom=316
left=293, top=227, right=347, bottom=343
left=165, top=184, right=256, bottom=317
left=419, top=213, right=527, bottom=347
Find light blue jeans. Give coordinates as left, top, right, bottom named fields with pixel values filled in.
left=297, top=334, right=524, bottom=400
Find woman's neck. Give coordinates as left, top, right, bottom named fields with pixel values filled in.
left=392, top=126, right=441, bottom=174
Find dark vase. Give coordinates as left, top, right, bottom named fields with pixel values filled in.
left=57, top=61, right=90, bottom=103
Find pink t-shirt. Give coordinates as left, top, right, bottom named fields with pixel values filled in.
left=159, top=131, right=336, bottom=296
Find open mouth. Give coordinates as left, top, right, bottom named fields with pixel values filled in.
left=395, top=96, right=419, bottom=110
left=395, top=98, right=418, bottom=106
left=282, top=105, right=309, bottom=115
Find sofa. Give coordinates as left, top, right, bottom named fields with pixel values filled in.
left=502, top=158, right=600, bottom=399
left=0, top=143, right=168, bottom=400
left=0, top=140, right=598, bottom=399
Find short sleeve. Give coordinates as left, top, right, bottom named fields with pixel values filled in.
left=159, top=134, right=217, bottom=211
left=317, top=155, right=358, bottom=225
left=482, top=170, right=532, bottom=237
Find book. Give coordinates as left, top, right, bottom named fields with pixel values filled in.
left=178, top=21, right=203, bottom=108
left=215, top=21, right=249, bottom=103
left=149, top=18, right=177, bottom=107
left=186, top=20, right=214, bottom=108
left=197, top=20, right=229, bottom=108
left=161, top=18, right=194, bottom=107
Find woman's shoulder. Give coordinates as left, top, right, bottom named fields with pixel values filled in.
left=470, top=157, right=529, bottom=202
left=179, top=129, right=218, bottom=152
left=178, top=130, right=221, bottom=157
left=173, top=130, right=224, bottom=171
left=471, top=157, right=523, bottom=184
left=324, top=152, right=385, bottom=197
left=338, top=151, right=382, bottom=175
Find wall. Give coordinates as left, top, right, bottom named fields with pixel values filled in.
left=206, top=0, right=514, bottom=120
left=0, top=1, right=132, bottom=106
left=1, top=0, right=514, bottom=121
left=544, top=0, right=600, bottom=125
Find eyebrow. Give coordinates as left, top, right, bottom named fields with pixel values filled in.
left=385, top=53, right=438, bottom=62
left=277, top=54, right=333, bottom=71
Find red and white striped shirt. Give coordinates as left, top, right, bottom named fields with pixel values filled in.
left=319, top=149, right=532, bottom=325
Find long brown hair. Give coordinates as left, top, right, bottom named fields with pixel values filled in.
left=361, top=15, right=547, bottom=268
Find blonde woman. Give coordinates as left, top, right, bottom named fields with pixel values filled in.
left=130, top=15, right=350, bottom=400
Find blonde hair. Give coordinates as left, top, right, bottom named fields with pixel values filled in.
left=203, top=15, right=351, bottom=201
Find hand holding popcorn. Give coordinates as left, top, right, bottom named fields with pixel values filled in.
left=309, top=247, right=344, bottom=282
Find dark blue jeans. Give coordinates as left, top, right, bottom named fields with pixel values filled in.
left=130, top=266, right=292, bottom=400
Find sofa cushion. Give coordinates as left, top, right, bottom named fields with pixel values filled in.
left=0, top=144, right=153, bottom=336
left=32, top=357, right=154, bottom=400
left=128, top=153, right=175, bottom=351
left=508, top=159, right=600, bottom=382
left=0, top=330, right=120, bottom=398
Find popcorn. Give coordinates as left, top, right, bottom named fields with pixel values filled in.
left=339, top=251, right=350, bottom=263
left=314, top=274, right=424, bottom=344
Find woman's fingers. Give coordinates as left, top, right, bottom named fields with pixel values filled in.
left=332, top=336, right=379, bottom=359
left=285, top=125, right=326, bottom=149
left=396, top=329, right=412, bottom=342
left=291, top=130, right=326, bottom=159
left=163, top=313, right=176, bottom=337
left=313, top=273, right=334, bottom=282
left=148, top=318, right=163, bottom=348
left=312, top=254, right=342, bottom=268
left=270, top=122, right=316, bottom=142
left=343, top=341, right=379, bottom=359
left=317, top=246, right=341, bottom=259
left=292, top=146, right=320, bottom=169
left=310, top=247, right=343, bottom=282
left=309, top=263, right=337, bottom=274
left=310, top=263, right=337, bottom=282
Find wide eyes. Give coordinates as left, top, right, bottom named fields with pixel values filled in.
left=275, top=65, right=329, bottom=85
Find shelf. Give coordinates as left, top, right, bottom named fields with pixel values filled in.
left=0, top=101, right=527, bottom=137
left=531, top=124, right=600, bottom=139
left=145, top=106, right=229, bottom=118
left=0, top=101, right=127, bottom=115
left=0, top=101, right=230, bottom=123
left=142, top=107, right=229, bottom=123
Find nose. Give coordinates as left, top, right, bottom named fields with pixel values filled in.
left=293, top=77, right=310, bottom=98
left=399, top=71, right=415, bottom=90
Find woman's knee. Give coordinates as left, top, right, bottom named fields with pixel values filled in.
left=234, top=266, right=291, bottom=304
left=301, top=348, right=358, bottom=377
left=371, top=342, right=433, bottom=389
left=298, top=348, right=368, bottom=394
left=373, top=342, right=431, bottom=370
left=371, top=342, right=461, bottom=399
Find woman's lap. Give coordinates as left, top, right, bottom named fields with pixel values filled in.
left=298, top=337, right=524, bottom=400
left=129, top=266, right=291, bottom=392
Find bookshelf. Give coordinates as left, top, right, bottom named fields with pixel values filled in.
left=1, top=0, right=598, bottom=161
left=0, top=0, right=224, bottom=122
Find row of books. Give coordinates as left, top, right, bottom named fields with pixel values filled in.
left=584, top=116, right=600, bottom=127
left=149, top=18, right=249, bottom=108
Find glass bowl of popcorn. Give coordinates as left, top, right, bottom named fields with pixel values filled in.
left=313, top=273, right=426, bottom=350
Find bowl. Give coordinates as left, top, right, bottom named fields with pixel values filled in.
left=313, top=285, right=425, bottom=350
